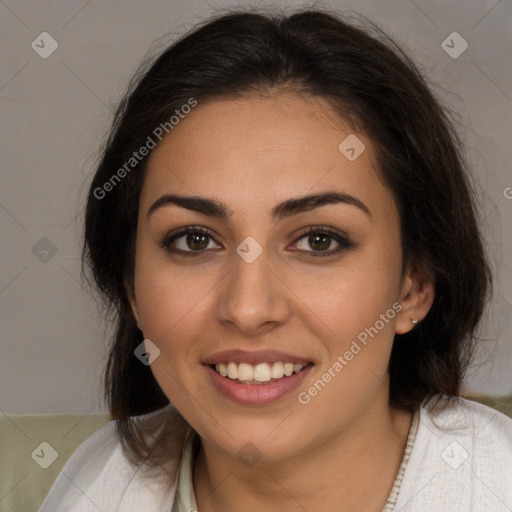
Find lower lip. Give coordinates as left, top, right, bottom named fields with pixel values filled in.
left=204, top=364, right=314, bottom=405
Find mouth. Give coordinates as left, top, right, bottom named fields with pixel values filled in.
left=208, top=361, right=313, bottom=385
left=202, top=349, right=315, bottom=404
left=203, top=355, right=315, bottom=405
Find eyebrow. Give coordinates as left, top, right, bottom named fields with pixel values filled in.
left=147, top=191, right=372, bottom=222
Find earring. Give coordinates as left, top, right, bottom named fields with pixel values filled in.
left=411, top=319, right=418, bottom=324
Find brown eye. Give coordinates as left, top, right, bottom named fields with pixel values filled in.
left=292, top=226, right=354, bottom=257
left=161, top=227, right=221, bottom=255
left=184, top=232, right=210, bottom=251
left=305, top=233, right=334, bottom=251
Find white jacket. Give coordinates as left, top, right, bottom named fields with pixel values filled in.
left=37, top=397, right=512, bottom=511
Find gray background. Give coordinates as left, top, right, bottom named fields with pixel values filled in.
left=1, top=0, right=511, bottom=415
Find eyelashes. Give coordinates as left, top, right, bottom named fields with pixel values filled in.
left=288, top=225, right=355, bottom=256
left=160, top=225, right=355, bottom=258
left=160, top=226, right=219, bottom=256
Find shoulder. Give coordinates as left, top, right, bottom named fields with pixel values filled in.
left=424, top=395, right=512, bottom=430
left=395, top=397, right=512, bottom=511
left=37, top=406, right=184, bottom=512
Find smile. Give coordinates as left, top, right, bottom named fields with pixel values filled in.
left=212, top=361, right=310, bottom=384
left=204, top=362, right=314, bottom=405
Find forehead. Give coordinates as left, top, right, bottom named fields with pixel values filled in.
left=141, top=93, right=395, bottom=222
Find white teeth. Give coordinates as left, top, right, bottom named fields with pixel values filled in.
left=271, top=362, right=284, bottom=379
left=253, top=363, right=272, bottom=382
left=293, top=363, right=303, bottom=374
left=214, top=361, right=308, bottom=382
left=238, top=363, right=253, bottom=381
left=227, top=362, right=238, bottom=379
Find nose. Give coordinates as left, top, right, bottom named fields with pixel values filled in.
left=214, top=246, right=292, bottom=336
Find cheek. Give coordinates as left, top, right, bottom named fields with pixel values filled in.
left=300, top=276, right=400, bottom=418
left=308, top=244, right=402, bottom=373
left=132, top=254, right=212, bottom=403
left=316, top=285, right=399, bottom=376
left=309, top=254, right=401, bottom=329
left=133, top=237, right=217, bottom=339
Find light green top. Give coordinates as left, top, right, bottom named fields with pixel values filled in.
left=171, top=429, right=200, bottom=512
left=171, top=410, right=419, bottom=512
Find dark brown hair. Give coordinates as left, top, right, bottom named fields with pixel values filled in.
left=82, top=7, right=492, bottom=465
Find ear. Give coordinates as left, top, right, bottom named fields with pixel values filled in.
left=395, top=264, right=435, bottom=334
left=125, top=279, right=143, bottom=331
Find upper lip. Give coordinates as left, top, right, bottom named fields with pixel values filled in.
left=203, top=349, right=312, bottom=366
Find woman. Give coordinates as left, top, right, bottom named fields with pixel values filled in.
left=38, top=7, right=512, bottom=512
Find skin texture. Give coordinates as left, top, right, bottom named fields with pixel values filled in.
left=127, top=92, right=435, bottom=512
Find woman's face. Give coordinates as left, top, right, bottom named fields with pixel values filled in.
left=129, top=92, right=423, bottom=463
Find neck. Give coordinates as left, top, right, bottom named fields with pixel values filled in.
left=193, top=391, right=413, bottom=512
